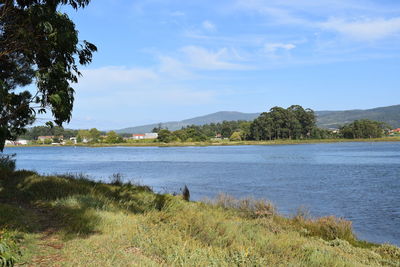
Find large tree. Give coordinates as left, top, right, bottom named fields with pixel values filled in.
left=0, top=0, right=96, bottom=151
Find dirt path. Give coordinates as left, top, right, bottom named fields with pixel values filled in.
left=17, top=207, right=66, bottom=267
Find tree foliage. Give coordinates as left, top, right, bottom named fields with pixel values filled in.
left=0, top=0, right=96, bottom=151
left=249, top=105, right=316, bottom=140
left=340, top=119, right=387, bottom=139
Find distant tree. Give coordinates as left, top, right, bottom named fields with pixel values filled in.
left=157, top=129, right=174, bottom=143
left=249, top=105, right=316, bottom=140
left=340, top=119, right=386, bottom=139
left=105, top=131, right=123, bottom=144
left=89, top=128, right=101, bottom=143
left=152, top=123, right=163, bottom=133
left=0, top=0, right=96, bottom=151
left=77, top=130, right=90, bottom=142
left=221, top=121, right=233, bottom=138
left=230, top=131, right=242, bottom=141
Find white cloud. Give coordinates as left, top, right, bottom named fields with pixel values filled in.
left=170, top=11, right=185, bottom=17
left=202, top=20, right=216, bottom=31
left=264, top=43, right=296, bottom=53
left=79, top=66, right=158, bottom=91
left=320, top=17, right=400, bottom=41
left=181, top=46, right=248, bottom=70
left=158, top=56, right=194, bottom=79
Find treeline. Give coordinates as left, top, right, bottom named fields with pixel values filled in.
left=154, top=105, right=390, bottom=142
left=17, top=106, right=390, bottom=144
left=340, top=119, right=388, bottom=139
left=18, top=126, right=79, bottom=140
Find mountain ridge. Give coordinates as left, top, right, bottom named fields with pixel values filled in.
left=116, top=105, right=400, bottom=134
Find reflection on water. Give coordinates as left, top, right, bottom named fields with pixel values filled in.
left=5, top=142, right=400, bottom=245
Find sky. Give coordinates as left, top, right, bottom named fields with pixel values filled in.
left=36, top=0, right=400, bottom=130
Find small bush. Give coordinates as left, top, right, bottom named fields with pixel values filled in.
left=208, top=193, right=276, bottom=218
left=293, top=215, right=355, bottom=242
left=182, top=185, right=190, bottom=201
left=0, top=154, right=16, bottom=173
left=110, top=173, right=124, bottom=186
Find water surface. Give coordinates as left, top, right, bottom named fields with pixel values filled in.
left=5, top=142, right=400, bottom=245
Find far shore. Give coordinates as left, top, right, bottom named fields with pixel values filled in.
left=5, top=136, right=400, bottom=149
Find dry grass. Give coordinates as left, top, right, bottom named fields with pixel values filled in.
left=1, top=170, right=399, bottom=266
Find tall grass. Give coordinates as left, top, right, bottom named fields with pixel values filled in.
left=0, top=170, right=399, bottom=266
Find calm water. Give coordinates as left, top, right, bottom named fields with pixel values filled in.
left=4, top=142, right=400, bottom=246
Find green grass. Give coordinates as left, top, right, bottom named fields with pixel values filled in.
left=1, top=170, right=399, bottom=266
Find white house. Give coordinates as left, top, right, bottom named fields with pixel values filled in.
left=144, top=133, right=158, bottom=139
left=132, top=134, right=145, bottom=140
left=15, top=140, right=28, bottom=145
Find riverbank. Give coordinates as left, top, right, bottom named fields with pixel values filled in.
left=1, top=170, right=399, bottom=266
left=5, top=136, right=400, bottom=149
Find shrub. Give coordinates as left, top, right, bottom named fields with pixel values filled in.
left=293, top=215, right=355, bottom=242
left=182, top=185, right=190, bottom=201
left=0, top=230, right=19, bottom=267
left=110, top=173, right=124, bottom=186
left=0, top=154, right=16, bottom=173
left=208, top=193, right=276, bottom=218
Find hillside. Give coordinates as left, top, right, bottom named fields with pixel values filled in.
left=116, top=111, right=260, bottom=134
left=116, top=105, right=400, bottom=133
left=316, top=105, right=400, bottom=129
left=1, top=170, right=399, bottom=266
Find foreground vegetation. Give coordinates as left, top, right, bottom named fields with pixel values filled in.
left=1, top=168, right=399, bottom=266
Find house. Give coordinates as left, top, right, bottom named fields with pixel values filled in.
left=144, top=133, right=158, bottom=139
left=70, top=137, right=77, bottom=144
left=389, top=128, right=400, bottom=136
left=15, top=140, right=28, bottom=145
left=4, top=140, right=28, bottom=146
left=37, top=136, right=54, bottom=142
left=132, top=134, right=145, bottom=140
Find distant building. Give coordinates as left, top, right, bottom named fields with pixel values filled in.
left=389, top=128, right=400, bottom=136
left=132, top=134, right=145, bottom=140
left=131, top=133, right=158, bottom=140
left=15, top=140, right=28, bottom=145
left=37, top=136, right=54, bottom=141
left=5, top=140, right=28, bottom=146
left=70, top=137, right=77, bottom=144
left=144, top=133, right=158, bottom=139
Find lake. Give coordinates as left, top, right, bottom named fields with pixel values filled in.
left=4, top=142, right=400, bottom=246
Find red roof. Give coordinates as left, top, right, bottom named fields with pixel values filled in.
left=133, top=134, right=145, bottom=137
left=392, top=128, right=400, bottom=132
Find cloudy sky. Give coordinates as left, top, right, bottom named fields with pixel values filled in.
left=43, top=0, right=400, bottom=130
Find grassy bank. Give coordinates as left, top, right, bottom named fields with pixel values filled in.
left=1, top=171, right=399, bottom=266
left=5, top=136, right=400, bottom=149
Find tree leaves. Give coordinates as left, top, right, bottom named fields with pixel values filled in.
left=0, top=0, right=96, bottom=151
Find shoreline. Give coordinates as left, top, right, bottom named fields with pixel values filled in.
left=5, top=137, right=400, bottom=149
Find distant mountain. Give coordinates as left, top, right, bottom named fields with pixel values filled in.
left=116, top=105, right=400, bottom=134
left=116, top=111, right=260, bottom=134
left=316, top=104, right=400, bottom=129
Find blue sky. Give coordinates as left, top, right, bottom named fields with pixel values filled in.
left=43, top=0, right=400, bottom=130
